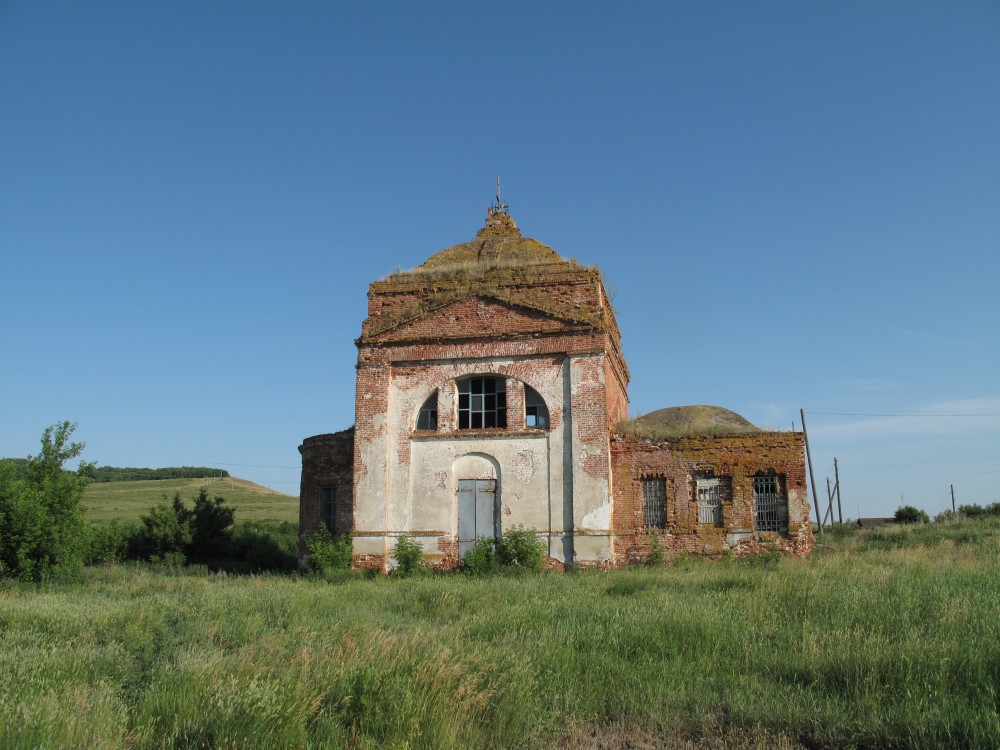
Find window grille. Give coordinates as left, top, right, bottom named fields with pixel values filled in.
left=457, top=377, right=507, bottom=429
left=321, top=487, right=336, bottom=533
left=753, top=474, right=787, bottom=532
left=696, top=477, right=726, bottom=526
left=642, top=478, right=666, bottom=529
left=416, top=391, right=437, bottom=430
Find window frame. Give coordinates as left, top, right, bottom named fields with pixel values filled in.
left=641, top=477, right=667, bottom=529
left=696, top=475, right=729, bottom=526
left=416, top=391, right=438, bottom=431
left=457, top=376, right=507, bottom=430
left=524, top=385, right=550, bottom=429
left=320, top=487, right=337, bottom=533
left=753, top=472, right=788, bottom=532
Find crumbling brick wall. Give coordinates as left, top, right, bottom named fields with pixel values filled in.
left=611, top=432, right=812, bottom=563
left=298, top=428, right=355, bottom=563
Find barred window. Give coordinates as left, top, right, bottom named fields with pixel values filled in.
left=753, top=473, right=788, bottom=532
left=320, top=487, right=336, bottom=533
left=696, top=476, right=729, bottom=526
left=642, top=478, right=666, bottom=529
left=416, top=391, right=438, bottom=431
left=458, top=377, right=507, bottom=429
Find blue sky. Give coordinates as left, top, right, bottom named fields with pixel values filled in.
left=1, top=1, right=997, bottom=519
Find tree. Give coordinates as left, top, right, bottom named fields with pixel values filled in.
left=0, top=422, right=92, bottom=580
left=894, top=505, right=930, bottom=524
left=135, top=489, right=235, bottom=564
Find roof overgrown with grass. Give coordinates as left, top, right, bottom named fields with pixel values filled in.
left=615, top=405, right=762, bottom=440
left=361, top=209, right=612, bottom=342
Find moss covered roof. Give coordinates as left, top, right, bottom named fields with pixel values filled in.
left=616, top=405, right=760, bottom=440
left=361, top=209, right=611, bottom=342
left=380, top=208, right=587, bottom=284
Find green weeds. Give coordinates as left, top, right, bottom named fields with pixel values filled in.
left=1, top=520, right=999, bottom=748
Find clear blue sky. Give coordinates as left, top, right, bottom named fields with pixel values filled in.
left=2, top=1, right=997, bottom=519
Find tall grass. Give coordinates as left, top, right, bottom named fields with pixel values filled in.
left=2, top=520, right=999, bottom=749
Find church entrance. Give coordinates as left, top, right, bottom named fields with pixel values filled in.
left=457, top=479, right=499, bottom=558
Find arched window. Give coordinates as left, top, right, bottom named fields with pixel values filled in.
left=457, top=377, right=506, bottom=429
left=416, top=391, right=438, bottom=431
left=524, top=385, right=549, bottom=429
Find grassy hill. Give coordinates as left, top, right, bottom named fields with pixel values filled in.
left=84, top=476, right=298, bottom=525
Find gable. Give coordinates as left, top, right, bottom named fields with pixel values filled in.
left=361, top=293, right=600, bottom=344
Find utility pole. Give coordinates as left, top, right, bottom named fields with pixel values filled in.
left=834, top=458, right=843, bottom=525
left=951, top=484, right=956, bottom=514
left=800, top=408, right=822, bottom=536
left=826, top=477, right=834, bottom=527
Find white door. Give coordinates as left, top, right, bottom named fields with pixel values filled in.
left=458, top=479, right=498, bottom=557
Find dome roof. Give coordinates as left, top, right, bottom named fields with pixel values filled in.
left=409, top=208, right=573, bottom=277
left=620, top=405, right=759, bottom=439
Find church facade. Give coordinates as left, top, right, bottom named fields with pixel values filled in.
left=299, top=204, right=812, bottom=570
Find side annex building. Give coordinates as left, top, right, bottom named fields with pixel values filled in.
left=299, top=203, right=812, bottom=571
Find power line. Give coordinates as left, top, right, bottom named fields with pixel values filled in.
left=808, top=411, right=1000, bottom=417
left=211, top=462, right=300, bottom=469
left=850, top=469, right=1000, bottom=484
left=848, top=455, right=1000, bottom=470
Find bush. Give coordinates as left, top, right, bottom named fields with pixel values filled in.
left=959, top=503, right=1000, bottom=518
left=0, top=422, right=92, bottom=580
left=497, top=525, right=545, bottom=570
left=133, top=490, right=236, bottom=565
left=894, top=505, right=930, bottom=524
left=229, top=521, right=298, bottom=572
left=463, top=536, right=500, bottom=575
left=188, top=489, right=235, bottom=563
left=136, top=495, right=193, bottom=563
left=647, top=534, right=665, bottom=566
left=392, top=534, right=424, bottom=576
left=86, top=520, right=137, bottom=564
left=307, top=527, right=353, bottom=574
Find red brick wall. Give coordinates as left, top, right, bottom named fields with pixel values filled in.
left=611, top=432, right=812, bottom=562
left=298, top=429, right=355, bottom=562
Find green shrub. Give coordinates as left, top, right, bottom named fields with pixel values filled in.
left=187, top=489, right=235, bottom=563
left=463, top=536, right=500, bottom=575
left=133, top=490, right=235, bottom=565
left=894, top=504, right=930, bottom=524
left=647, top=534, right=665, bottom=565
left=307, top=527, right=353, bottom=574
left=497, top=525, right=545, bottom=570
left=86, top=520, right=136, bottom=564
left=135, top=495, right=192, bottom=561
left=0, top=422, right=92, bottom=581
left=392, top=534, right=424, bottom=577
left=229, top=521, right=298, bottom=572
left=959, top=503, right=1000, bottom=518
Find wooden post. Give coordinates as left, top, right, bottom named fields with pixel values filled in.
left=801, top=408, right=823, bottom=536
left=834, top=458, right=843, bottom=524
left=951, top=484, right=956, bottom=514
left=826, top=477, right=834, bottom=527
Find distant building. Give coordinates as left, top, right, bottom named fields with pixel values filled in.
left=299, top=200, right=812, bottom=570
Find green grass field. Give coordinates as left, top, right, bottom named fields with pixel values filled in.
left=2, top=520, right=998, bottom=749
left=84, top=476, right=299, bottom=524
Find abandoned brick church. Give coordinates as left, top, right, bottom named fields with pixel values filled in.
left=299, top=199, right=812, bottom=570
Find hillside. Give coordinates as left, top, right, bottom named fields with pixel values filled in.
left=84, top=476, right=298, bottom=524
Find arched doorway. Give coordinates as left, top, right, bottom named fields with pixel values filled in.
left=453, top=453, right=500, bottom=558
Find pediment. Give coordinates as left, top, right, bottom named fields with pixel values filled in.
left=360, top=292, right=603, bottom=344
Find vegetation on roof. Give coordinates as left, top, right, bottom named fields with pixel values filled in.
left=361, top=283, right=607, bottom=341
left=615, top=405, right=762, bottom=440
